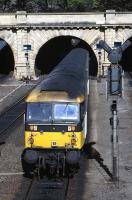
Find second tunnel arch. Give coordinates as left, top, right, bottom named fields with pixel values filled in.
left=121, top=37, right=132, bottom=72
left=0, top=38, right=14, bottom=75
left=35, top=36, right=98, bottom=77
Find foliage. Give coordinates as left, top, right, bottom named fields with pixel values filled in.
left=0, top=0, right=132, bottom=12
left=0, top=0, right=11, bottom=12
left=98, top=0, right=132, bottom=11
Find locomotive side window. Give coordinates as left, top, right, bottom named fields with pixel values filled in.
left=80, top=102, right=85, bottom=121
left=53, top=103, right=79, bottom=122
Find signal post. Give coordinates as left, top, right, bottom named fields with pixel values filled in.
left=98, top=39, right=131, bottom=181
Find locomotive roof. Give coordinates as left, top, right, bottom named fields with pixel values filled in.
left=26, top=48, right=88, bottom=104
left=26, top=89, right=84, bottom=103
left=40, top=48, right=89, bottom=98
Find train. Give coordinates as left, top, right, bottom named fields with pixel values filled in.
left=21, top=48, right=89, bottom=178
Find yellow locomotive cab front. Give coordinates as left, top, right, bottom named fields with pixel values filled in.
left=24, top=91, right=86, bottom=150
left=25, top=131, right=84, bottom=149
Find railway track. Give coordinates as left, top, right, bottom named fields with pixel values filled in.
left=128, top=72, right=132, bottom=79
left=0, top=90, right=29, bottom=137
left=0, top=100, right=25, bottom=136
left=24, top=175, right=69, bottom=200
left=0, top=92, right=28, bottom=147
left=0, top=74, right=7, bottom=81
left=0, top=79, right=43, bottom=138
left=125, top=72, right=132, bottom=79
left=125, top=72, right=132, bottom=88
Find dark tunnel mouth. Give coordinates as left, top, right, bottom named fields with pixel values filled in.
left=0, top=38, right=14, bottom=75
left=35, top=36, right=98, bottom=77
left=121, top=37, right=132, bottom=72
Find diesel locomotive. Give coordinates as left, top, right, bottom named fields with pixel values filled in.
left=21, top=48, right=89, bottom=178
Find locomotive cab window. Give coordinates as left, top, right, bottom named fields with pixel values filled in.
left=26, top=103, right=52, bottom=123
left=26, top=102, right=80, bottom=124
left=53, top=103, right=79, bottom=122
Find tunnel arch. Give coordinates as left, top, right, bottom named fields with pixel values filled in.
left=35, top=36, right=98, bottom=77
left=0, top=38, right=14, bottom=75
left=121, top=37, right=132, bottom=72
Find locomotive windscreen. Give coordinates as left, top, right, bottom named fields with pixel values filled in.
left=41, top=48, right=89, bottom=98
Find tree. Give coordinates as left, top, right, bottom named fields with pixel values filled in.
left=1, top=0, right=132, bottom=12
left=64, top=0, right=68, bottom=7
left=68, top=0, right=85, bottom=11
left=66, top=0, right=99, bottom=11
left=0, top=0, right=11, bottom=12
left=37, top=0, right=48, bottom=12
left=16, top=0, right=27, bottom=10
left=98, top=0, right=132, bottom=11
left=92, top=0, right=99, bottom=10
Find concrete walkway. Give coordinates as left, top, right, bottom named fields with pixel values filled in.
left=67, top=74, right=132, bottom=200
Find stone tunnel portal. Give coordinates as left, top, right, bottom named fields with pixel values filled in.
left=35, top=36, right=98, bottom=77
left=0, top=39, right=14, bottom=75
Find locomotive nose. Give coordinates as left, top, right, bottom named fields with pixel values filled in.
left=24, top=150, right=38, bottom=164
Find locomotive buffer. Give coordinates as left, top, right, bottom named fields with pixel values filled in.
left=99, top=39, right=131, bottom=181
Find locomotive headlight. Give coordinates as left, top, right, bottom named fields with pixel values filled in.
left=71, top=134, right=77, bottom=146
left=29, top=125, right=34, bottom=131
left=71, top=126, right=75, bottom=131
left=68, top=126, right=72, bottom=131
left=33, top=126, right=37, bottom=131
left=29, top=125, right=37, bottom=131
left=28, top=137, right=34, bottom=145
left=68, top=126, right=76, bottom=132
left=71, top=138, right=77, bottom=145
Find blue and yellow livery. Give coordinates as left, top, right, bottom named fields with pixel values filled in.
left=21, top=48, right=89, bottom=178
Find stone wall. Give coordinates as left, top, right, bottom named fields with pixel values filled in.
left=0, top=11, right=132, bottom=79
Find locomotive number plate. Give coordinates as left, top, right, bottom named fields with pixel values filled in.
left=51, top=141, right=57, bottom=147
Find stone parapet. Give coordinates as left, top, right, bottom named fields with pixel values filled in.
left=0, top=11, right=132, bottom=27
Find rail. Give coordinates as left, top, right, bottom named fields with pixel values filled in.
left=24, top=175, right=69, bottom=200
left=0, top=102, right=25, bottom=136
left=24, top=175, right=36, bottom=200
left=0, top=79, right=43, bottom=136
left=128, top=72, right=132, bottom=78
